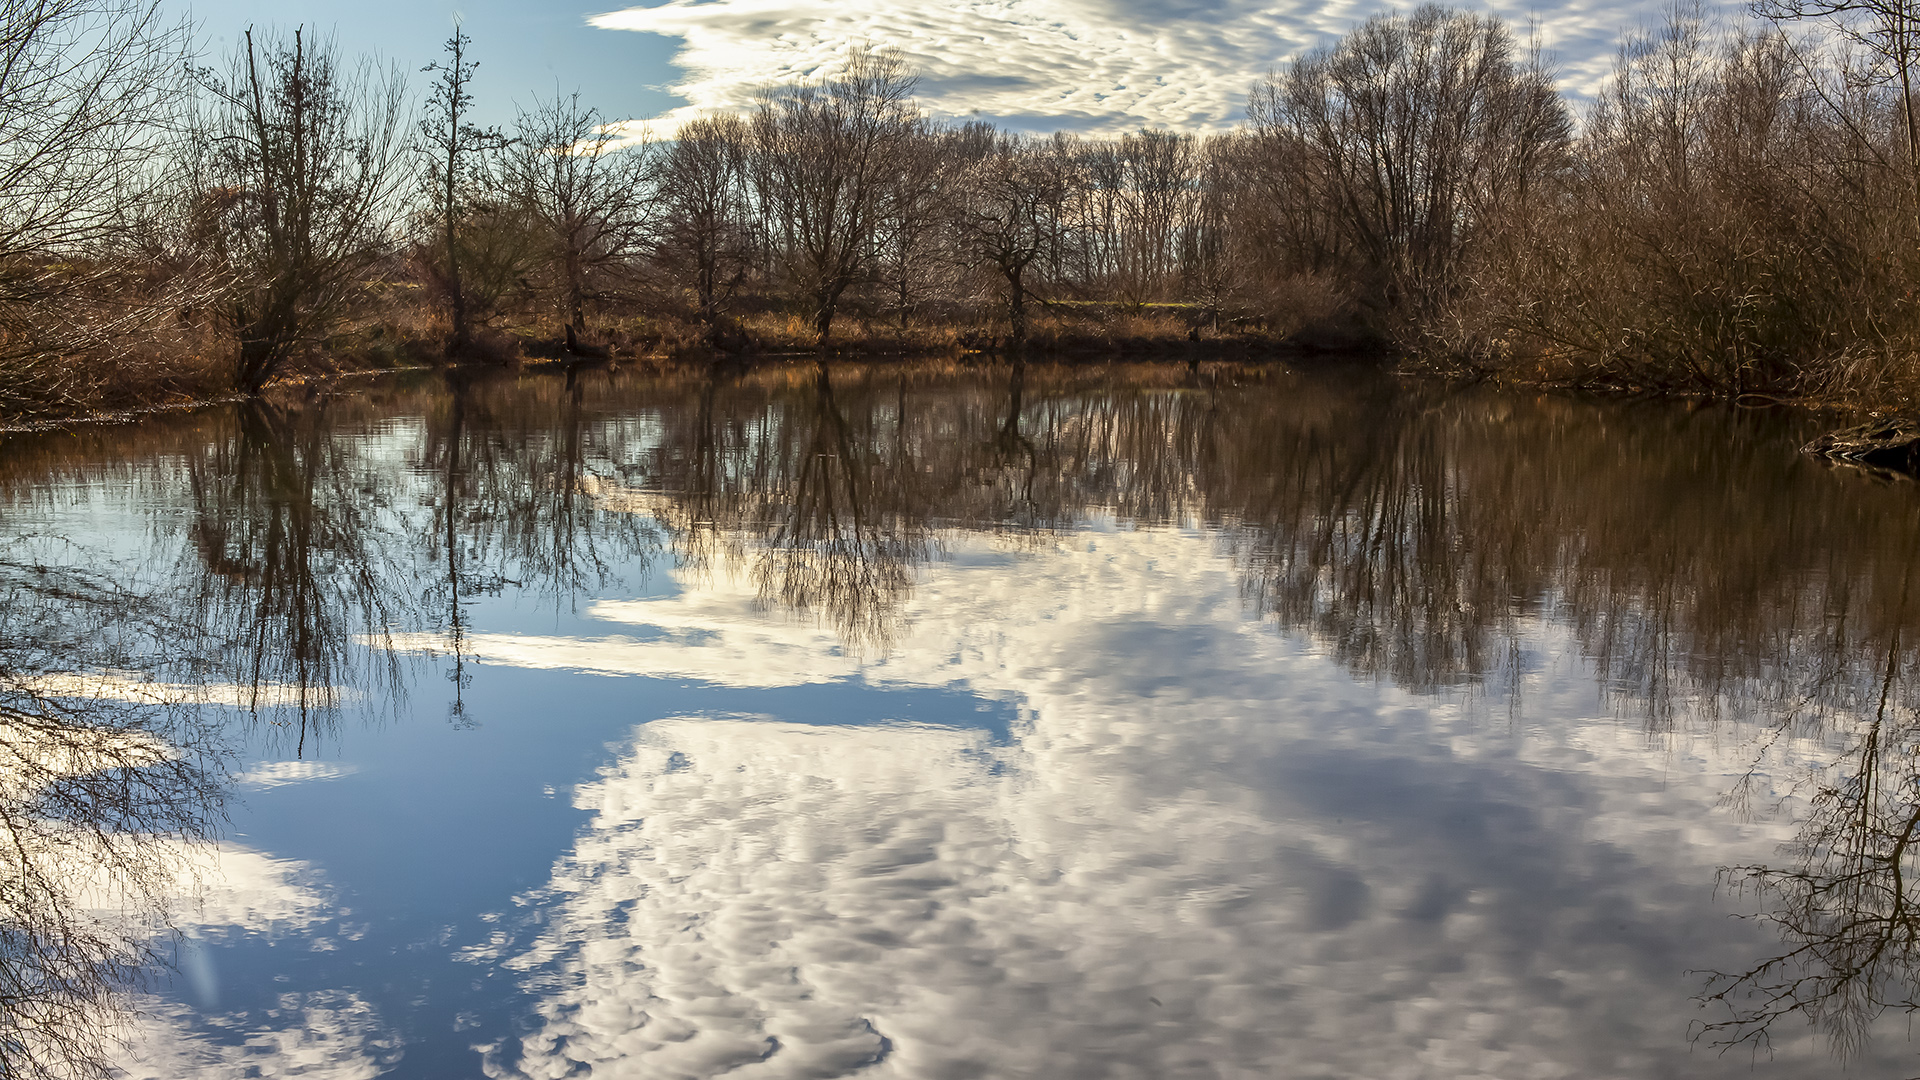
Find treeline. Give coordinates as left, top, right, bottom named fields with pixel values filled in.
left=6, top=0, right=1920, bottom=417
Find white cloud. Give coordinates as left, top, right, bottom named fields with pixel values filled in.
left=380, top=621, right=860, bottom=687
left=109, top=845, right=376, bottom=1079
left=74, top=837, right=332, bottom=943
left=11, top=671, right=349, bottom=710
left=176, top=843, right=334, bottom=937
left=589, top=0, right=1735, bottom=135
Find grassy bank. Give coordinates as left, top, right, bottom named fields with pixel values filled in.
left=0, top=303, right=1364, bottom=427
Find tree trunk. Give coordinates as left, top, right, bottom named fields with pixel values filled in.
left=445, top=168, right=468, bottom=356
left=567, top=247, right=585, bottom=333
left=1006, top=267, right=1028, bottom=349
left=813, top=302, right=836, bottom=348
left=238, top=336, right=277, bottom=394
left=813, top=279, right=844, bottom=348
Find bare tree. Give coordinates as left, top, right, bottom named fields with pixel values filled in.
left=497, top=92, right=650, bottom=335
left=1121, top=130, right=1200, bottom=301
left=748, top=44, right=919, bottom=345
left=189, top=27, right=412, bottom=392
left=1030, top=133, right=1088, bottom=293
left=874, top=122, right=952, bottom=327
left=1250, top=5, right=1571, bottom=321
left=951, top=133, right=1066, bottom=347
left=418, top=27, right=503, bottom=357
left=0, top=0, right=185, bottom=262
left=1076, top=130, right=1199, bottom=302
left=652, top=113, right=754, bottom=333
left=1181, top=135, right=1248, bottom=331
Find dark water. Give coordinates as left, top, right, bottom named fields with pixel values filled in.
left=5, top=361, right=1920, bottom=1078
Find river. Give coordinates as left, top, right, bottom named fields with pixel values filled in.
left=0, top=360, right=1913, bottom=1078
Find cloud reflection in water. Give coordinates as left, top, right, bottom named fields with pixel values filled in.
left=449, top=528, right=1846, bottom=1079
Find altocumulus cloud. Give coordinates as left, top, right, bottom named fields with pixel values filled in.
left=589, top=0, right=1735, bottom=136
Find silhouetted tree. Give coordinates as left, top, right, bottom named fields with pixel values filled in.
left=748, top=45, right=919, bottom=345
left=497, top=92, right=650, bottom=334
left=188, top=28, right=411, bottom=392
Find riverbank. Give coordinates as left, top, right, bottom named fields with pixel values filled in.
left=9, top=343, right=1889, bottom=434
left=12, top=294, right=1913, bottom=438
left=0, top=303, right=1378, bottom=427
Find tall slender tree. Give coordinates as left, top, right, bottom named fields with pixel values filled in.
left=418, top=27, right=502, bottom=357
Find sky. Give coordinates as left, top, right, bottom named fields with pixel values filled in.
left=171, top=0, right=1730, bottom=137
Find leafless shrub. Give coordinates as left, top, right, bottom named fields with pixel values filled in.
left=1458, top=8, right=1920, bottom=396
left=0, top=0, right=193, bottom=416
left=186, top=28, right=412, bottom=392
left=496, top=93, right=651, bottom=335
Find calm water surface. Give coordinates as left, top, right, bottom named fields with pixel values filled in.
left=4, top=361, right=1918, bottom=1078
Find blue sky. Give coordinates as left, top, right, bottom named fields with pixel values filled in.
left=174, top=0, right=683, bottom=131
left=173, top=0, right=1733, bottom=137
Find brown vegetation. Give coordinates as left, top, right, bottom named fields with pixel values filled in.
left=11, top=3, right=1920, bottom=419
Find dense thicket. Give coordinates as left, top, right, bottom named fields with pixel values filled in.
left=5, top=3, right=1920, bottom=414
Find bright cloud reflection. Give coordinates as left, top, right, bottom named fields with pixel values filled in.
left=449, top=528, right=1847, bottom=1078
left=116, top=991, right=399, bottom=1080
left=112, top=838, right=388, bottom=1078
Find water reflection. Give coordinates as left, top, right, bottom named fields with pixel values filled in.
left=5, top=362, right=1920, bottom=1073
left=0, top=552, right=228, bottom=1080
left=186, top=401, right=400, bottom=747
left=752, top=364, right=927, bottom=654
left=473, top=533, right=1731, bottom=1078
left=1701, top=539, right=1920, bottom=1061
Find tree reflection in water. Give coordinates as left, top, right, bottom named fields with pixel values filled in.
left=185, top=400, right=402, bottom=752
left=1697, top=540, right=1920, bottom=1062
left=16, top=362, right=1920, bottom=1069
left=0, top=554, right=226, bottom=1080
left=753, top=364, right=926, bottom=655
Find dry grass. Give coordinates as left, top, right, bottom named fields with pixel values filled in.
left=0, top=276, right=1361, bottom=424
left=0, top=322, right=230, bottom=423
left=725, top=311, right=964, bottom=354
